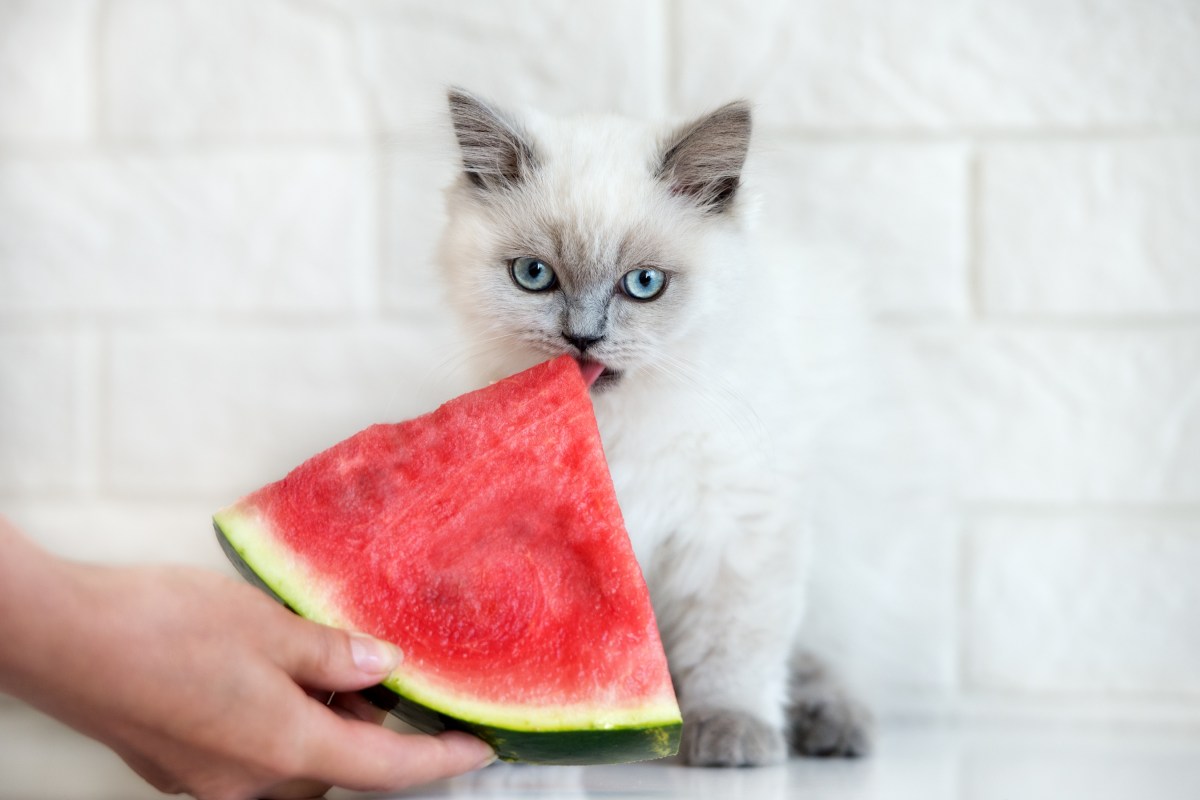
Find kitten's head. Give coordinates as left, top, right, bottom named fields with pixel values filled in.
left=438, top=88, right=753, bottom=390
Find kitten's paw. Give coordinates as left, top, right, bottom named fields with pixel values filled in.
left=786, top=687, right=872, bottom=758
left=681, top=708, right=786, bottom=767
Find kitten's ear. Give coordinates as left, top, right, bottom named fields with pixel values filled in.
left=447, top=88, right=537, bottom=192
left=657, top=101, right=752, bottom=214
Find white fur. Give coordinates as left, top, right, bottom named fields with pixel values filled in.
left=438, top=101, right=872, bottom=750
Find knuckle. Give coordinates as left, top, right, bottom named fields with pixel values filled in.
left=313, top=625, right=351, bottom=676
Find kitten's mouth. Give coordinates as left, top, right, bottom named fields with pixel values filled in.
left=575, top=358, right=621, bottom=391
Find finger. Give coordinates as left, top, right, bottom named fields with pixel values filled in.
left=274, top=618, right=402, bottom=693
left=263, top=694, right=389, bottom=799
left=300, top=711, right=495, bottom=792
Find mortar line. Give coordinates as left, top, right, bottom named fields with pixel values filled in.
left=954, top=508, right=974, bottom=699
left=970, top=312, right=1200, bottom=328
left=955, top=684, right=1200, bottom=709
left=91, top=320, right=113, bottom=501
left=874, top=314, right=1200, bottom=331
left=966, top=145, right=984, bottom=320
left=3, top=128, right=1196, bottom=160
left=301, top=0, right=391, bottom=320
left=371, top=142, right=390, bottom=319
left=895, top=690, right=1200, bottom=722
left=0, top=137, right=377, bottom=160
left=755, top=126, right=1200, bottom=143
left=964, top=501, right=1200, bottom=519
left=0, top=307, right=394, bottom=330
left=91, top=0, right=108, bottom=143
left=11, top=308, right=1200, bottom=337
left=662, top=0, right=679, bottom=115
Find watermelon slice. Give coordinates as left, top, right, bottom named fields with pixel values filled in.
left=213, top=355, right=681, bottom=765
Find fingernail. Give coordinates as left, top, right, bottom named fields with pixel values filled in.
left=445, top=732, right=498, bottom=769
left=475, top=750, right=499, bottom=770
left=350, top=633, right=401, bottom=674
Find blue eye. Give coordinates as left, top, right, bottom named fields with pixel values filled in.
left=621, top=267, right=667, bottom=301
left=510, top=257, right=557, bottom=292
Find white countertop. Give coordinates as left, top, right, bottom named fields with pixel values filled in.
left=2, top=702, right=1198, bottom=800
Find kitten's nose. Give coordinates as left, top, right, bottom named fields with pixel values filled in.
left=563, top=332, right=603, bottom=353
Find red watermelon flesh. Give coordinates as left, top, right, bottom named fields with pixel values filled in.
left=213, top=355, right=681, bottom=763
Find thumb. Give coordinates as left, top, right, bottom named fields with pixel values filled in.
left=279, top=620, right=402, bottom=692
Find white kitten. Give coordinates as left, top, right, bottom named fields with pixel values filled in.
left=438, top=89, right=871, bottom=766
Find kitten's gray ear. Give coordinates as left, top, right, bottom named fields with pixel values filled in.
left=447, top=88, right=537, bottom=192
left=657, top=101, right=752, bottom=214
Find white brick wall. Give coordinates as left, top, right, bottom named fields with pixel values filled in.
left=968, top=514, right=1200, bottom=696
left=752, top=141, right=970, bottom=315
left=101, top=0, right=372, bottom=140
left=0, top=1, right=95, bottom=143
left=105, top=323, right=467, bottom=498
left=981, top=140, right=1200, bottom=315
left=0, top=154, right=375, bottom=313
left=896, top=327, right=1200, bottom=504
left=676, top=0, right=1200, bottom=129
left=0, top=331, right=87, bottom=493
left=1, top=0, right=1198, bottom=725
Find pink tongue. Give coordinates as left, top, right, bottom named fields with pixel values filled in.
left=578, top=361, right=605, bottom=388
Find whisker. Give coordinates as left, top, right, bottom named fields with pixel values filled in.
left=390, top=332, right=524, bottom=417
left=434, top=330, right=515, bottom=373
left=647, top=352, right=768, bottom=445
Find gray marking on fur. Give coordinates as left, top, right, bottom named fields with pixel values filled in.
left=447, top=87, right=538, bottom=192
left=681, top=708, right=787, bottom=767
left=562, top=292, right=610, bottom=343
left=786, top=654, right=873, bottom=758
left=657, top=101, right=752, bottom=214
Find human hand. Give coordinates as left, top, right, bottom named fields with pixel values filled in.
left=0, top=520, right=494, bottom=800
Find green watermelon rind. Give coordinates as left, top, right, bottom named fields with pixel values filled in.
left=213, top=511, right=682, bottom=766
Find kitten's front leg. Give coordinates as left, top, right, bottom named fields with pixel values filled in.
left=651, top=524, right=805, bottom=767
